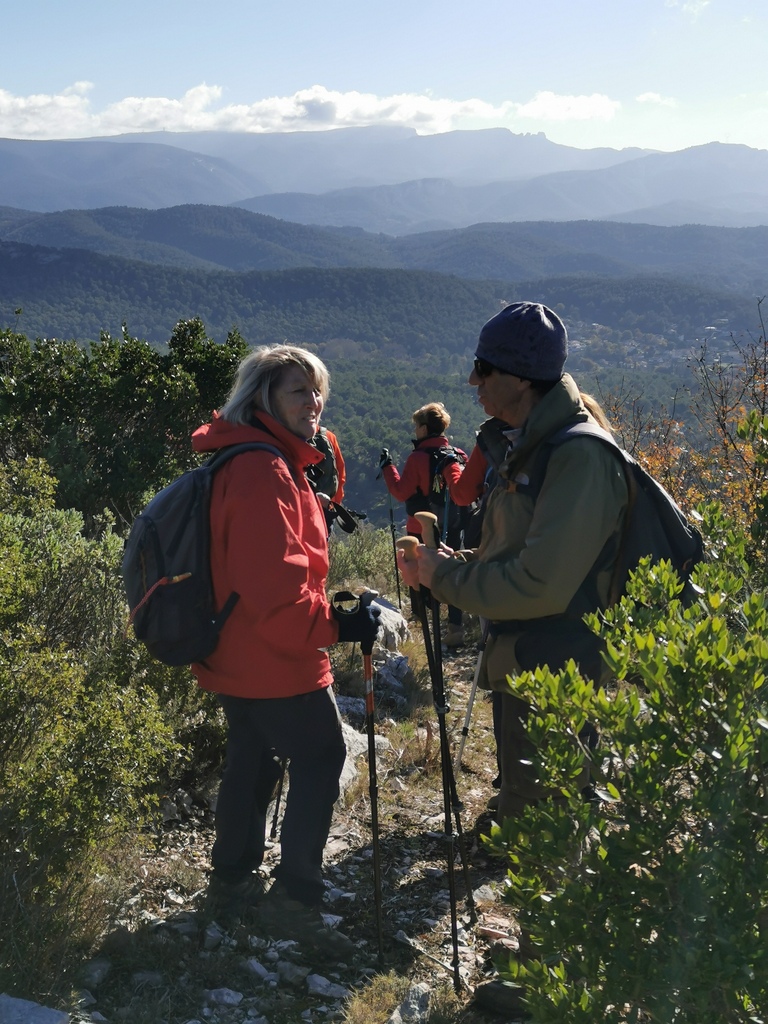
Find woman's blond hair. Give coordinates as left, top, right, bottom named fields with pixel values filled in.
left=219, top=344, right=330, bottom=426
left=580, top=391, right=613, bottom=432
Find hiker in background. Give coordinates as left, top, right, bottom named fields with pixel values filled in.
left=306, top=424, right=347, bottom=534
left=190, top=343, right=380, bottom=953
left=379, top=401, right=468, bottom=646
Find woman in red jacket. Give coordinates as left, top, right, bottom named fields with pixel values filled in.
left=380, top=401, right=467, bottom=645
left=191, top=344, right=379, bottom=953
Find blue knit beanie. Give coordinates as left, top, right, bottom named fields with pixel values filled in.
left=476, top=302, right=568, bottom=381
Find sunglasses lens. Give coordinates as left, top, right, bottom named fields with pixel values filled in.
left=474, top=357, right=494, bottom=377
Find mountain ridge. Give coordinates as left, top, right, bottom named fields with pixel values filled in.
left=2, top=129, right=766, bottom=228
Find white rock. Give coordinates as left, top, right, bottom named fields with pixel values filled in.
left=0, top=995, right=69, bottom=1024
left=202, top=988, right=243, bottom=1006
left=386, top=981, right=431, bottom=1022
left=371, top=598, right=410, bottom=652
left=277, top=960, right=310, bottom=986
left=131, top=971, right=164, bottom=987
left=203, top=923, right=224, bottom=950
left=244, top=958, right=271, bottom=980
left=80, top=958, right=111, bottom=988
left=306, top=974, right=349, bottom=1000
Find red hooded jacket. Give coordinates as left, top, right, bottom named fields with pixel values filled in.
left=190, top=411, right=339, bottom=698
left=382, top=435, right=466, bottom=535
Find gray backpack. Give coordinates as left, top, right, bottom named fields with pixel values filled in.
left=122, top=443, right=289, bottom=666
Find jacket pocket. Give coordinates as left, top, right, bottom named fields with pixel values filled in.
left=485, top=632, right=521, bottom=690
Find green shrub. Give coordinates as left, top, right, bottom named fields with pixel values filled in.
left=484, top=513, right=768, bottom=1023
left=0, top=460, right=182, bottom=1000
left=327, top=523, right=400, bottom=600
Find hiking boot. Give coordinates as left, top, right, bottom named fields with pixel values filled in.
left=255, top=881, right=357, bottom=960
left=472, top=980, right=529, bottom=1018
left=486, top=792, right=500, bottom=812
left=445, top=625, right=465, bottom=647
left=203, top=873, right=269, bottom=924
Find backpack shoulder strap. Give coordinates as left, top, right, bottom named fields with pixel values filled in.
left=206, top=442, right=297, bottom=483
left=511, top=419, right=622, bottom=495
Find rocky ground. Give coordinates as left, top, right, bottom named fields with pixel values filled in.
left=69, top=628, right=526, bottom=1024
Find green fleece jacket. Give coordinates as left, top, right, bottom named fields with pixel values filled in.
left=431, top=374, right=628, bottom=689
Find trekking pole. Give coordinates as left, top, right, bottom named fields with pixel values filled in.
left=377, top=459, right=402, bottom=611
left=442, top=492, right=452, bottom=545
left=412, top=514, right=477, bottom=921
left=454, top=620, right=489, bottom=774
left=415, top=512, right=475, bottom=856
left=396, top=528, right=471, bottom=994
left=387, top=492, right=403, bottom=610
left=363, top=636, right=385, bottom=964
left=332, top=591, right=384, bottom=962
left=269, top=758, right=287, bottom=841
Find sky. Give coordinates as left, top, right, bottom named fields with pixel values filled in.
left=2, top=0, right=767, bottom=152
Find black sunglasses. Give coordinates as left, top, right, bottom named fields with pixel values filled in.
left=473, top=356, right=509, bottom=378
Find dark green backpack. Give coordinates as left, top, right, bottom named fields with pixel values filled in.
left=519, top=421, right=704, bottom=606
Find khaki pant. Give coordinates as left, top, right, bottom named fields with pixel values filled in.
left=497, top=692, right=589, bottom=821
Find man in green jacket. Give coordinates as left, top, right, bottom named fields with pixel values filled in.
left=399, top=301, right=628, bottom=1014
left=399, top=300, right=628, bottom=820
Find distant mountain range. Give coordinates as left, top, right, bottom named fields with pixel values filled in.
left=1, top=204, right=766, bottom=293
left=1, top=128, right=767, bottom=229
left=233, top=144, right=768, bottom=233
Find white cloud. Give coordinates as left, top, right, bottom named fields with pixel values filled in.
left=665, top=0, right=711, bottom=16
left=0, top=83, right=626, bottom=140
left=0, top=81, right=95, bottom=138
left=515, top=91, right=620, bottom=122
left=636, top=92, right=677, bottom=108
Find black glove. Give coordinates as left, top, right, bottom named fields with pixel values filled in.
left=327, top=501, right=359, bottom=534
left=332, top=590, right=381, bottom=652
left=379, top=447, right=393, bottom=470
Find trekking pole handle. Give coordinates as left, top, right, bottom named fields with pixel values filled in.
left=395, top=536, right=419, bottom=562
left=332, top=590, right=360, bottom=616
left=415, top=511, right=440, bottom=549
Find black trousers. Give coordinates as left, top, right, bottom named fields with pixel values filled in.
left=213, top=686, right=346, bottom=905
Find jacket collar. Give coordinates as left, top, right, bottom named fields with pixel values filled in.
left=505, top=374, right=586, bottom=468
left=191, top=411, right=324, bottom=469
left=411, top=434, right=452, bottom=451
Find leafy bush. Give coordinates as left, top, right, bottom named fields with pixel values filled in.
left=484, top=518, right=768, bottom=1022
left=327, top=523, right=401, bottom=600
left=0, top=459, right=183, bottom=999
left=0, top=321, right=248, bottom=529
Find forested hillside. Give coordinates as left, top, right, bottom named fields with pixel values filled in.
left=2, top=205, right=768, bottom=292
left=0, top=319, right=705, bottom=527
left=0, top=238, right=756, bottom=361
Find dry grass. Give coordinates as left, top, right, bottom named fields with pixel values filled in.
left=0, top=842, right=131, bottom=1003
left=342, top=970, right=462, bottom=1023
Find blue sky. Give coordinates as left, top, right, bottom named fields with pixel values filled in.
left=2, top=0, right=766, bottom=151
